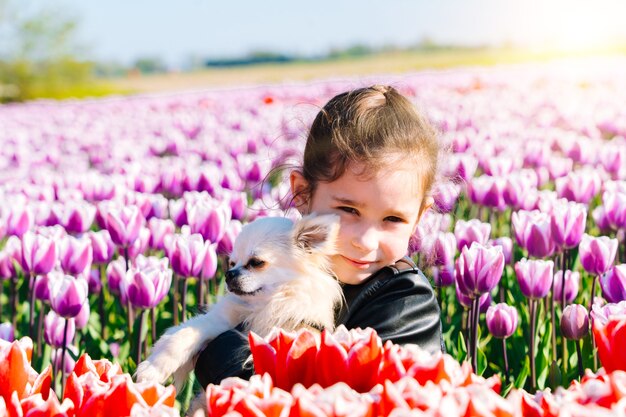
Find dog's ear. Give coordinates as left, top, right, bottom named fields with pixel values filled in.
left=292, top=214, right=339, bottom=254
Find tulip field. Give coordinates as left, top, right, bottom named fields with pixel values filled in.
left=3, top=57, right=626, bottom=416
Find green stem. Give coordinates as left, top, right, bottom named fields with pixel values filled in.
left=182, top=278, right=189, bottom=322
left=60, top=318, right=69, bottom=397
left=530, top=298, right=537, bottom=392
left=576, top=339, right=584, bottom=379
left=136, top=309, right=146, bottom=365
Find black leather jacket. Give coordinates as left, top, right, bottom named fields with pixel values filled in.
left=194, top=257, right=443, bottom=389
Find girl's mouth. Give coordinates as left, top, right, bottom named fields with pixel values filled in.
left=341, top=255, right=373, bottom=269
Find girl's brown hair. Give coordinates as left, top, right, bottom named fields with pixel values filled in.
left=299, top=85, right=440, bottom=208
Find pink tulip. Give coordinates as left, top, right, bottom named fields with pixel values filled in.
left=512, top=210, right=554, bottom=258
left=468, top=175, right=506, bottom=210
left=454, top=219, right=491, bottom=252
left=455, top=242, right=504, bottom=299
left=60, top=235, right=93, bottom=276
left=603, top=190, right=626, bottom=230
left=555, top=169, right=601, bottom=205
left=6, top=205, right=34, bottom=237
left=147, top=218, right=175, bottom=251
left=106, top=258, right=127, bottom=299
left=50, top=275, right=89, bottom=319
left=166, top=233, right=208, bottom=277
left=0, top=236, right=21, bottom=279
left=550, top=201, right=587, bottom=249
left=430, top=232, right=456, bottom=267
left=20, top=231, right=57, bottom=276
left=515, top=258, right=554, bottom=299
left=553, top=270, right=580, bottom=305
left=600, top=265, right=626, bottom=303
left=104, top=206, right=145, bottom=248
left=187, top=200, right=231, bottom=243
left=58, top=201, right=96, bottom=234
left=88, top=230, right=115, bottom=265
left=579, top=234, right=618, bottom=276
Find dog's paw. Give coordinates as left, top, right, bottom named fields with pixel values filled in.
left=135, top=360, right=169, bottom=384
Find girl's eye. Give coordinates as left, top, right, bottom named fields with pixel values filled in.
left=384, top=216, right=405, bottom=223
left=337, top=206, right=359, bottom=215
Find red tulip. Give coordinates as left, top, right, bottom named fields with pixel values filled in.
left=592, top=312, right=626, bottom=372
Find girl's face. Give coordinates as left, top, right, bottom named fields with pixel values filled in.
left=290, top=159, right=432, bottom=285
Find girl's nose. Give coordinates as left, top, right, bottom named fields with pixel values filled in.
left=351, top=225, right=378, bottom=252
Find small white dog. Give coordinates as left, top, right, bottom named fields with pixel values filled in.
left=135, top=214, right=343, bottom=397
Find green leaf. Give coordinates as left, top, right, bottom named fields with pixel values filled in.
left=548, top=360, right=562, bottom=390
left=514, top=356, right=530, bottom=389
left=477, top=347, right=488, bottom=376
left=457, top=330, right=468, bottom=362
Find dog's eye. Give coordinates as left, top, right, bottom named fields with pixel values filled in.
left=247, top=258, right=265, bottom=268
left=228, top=260, right=236, bottom=268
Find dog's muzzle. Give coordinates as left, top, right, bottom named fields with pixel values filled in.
left=225, top=267, right=262, bottom=296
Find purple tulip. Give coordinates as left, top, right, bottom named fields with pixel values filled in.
left=560, top=304, right=589, bottom=340
left=592, top=206, right=612, bottom=234
left=555, top=169, right=601, bottom=205
left=128, top=227, right=151, bottom=260
left=455, top=242, right=504, bottom=299
left=489, top=237, right=513, bottom=265
left=468, top=175, right=506, bottom=210
left=74, top=301, right=90, bottom=330
left=87, top=269, right=102, bottom=294
left=579, top=234, right=618, bottom=276
left=60, top=236, right=93, bottom=276
left=603, top=190, right=626, bottom=231
left=59, top=201, right=96, bottom=234
left=547, top=157, right=573, bottom=180
left=187, top=201, right=231, bottom=243
left=512, top=210, right=555, bottom=258
left=34, top=272, right=54, bottom=301
left=146, top=193, right=169, bottom=220
left=106, top=258, right=126, bottom=298
left=201, top=243, right=218, bottom=280
left=550, top=201, right=587, bottom=250
left=169, top=198, right=188, bottom=228
left=6, top=206, right=34, bottom=237
left=104, top=206, right=145, bottom=248
left=430, top=232, right=456, bottom=267
left=217, top=220, right=242, bottom=255
left=454, top=219, right=491, bottom=252
left=452, top=154, right=478, bottom=182
left=20, top=231, right=57, bottom=276
left=226, top=191, right=248, bottom=221
left=456, top=286, right=491, bottom=311
left=0, top=236, right=21, bottom=279
left=503, top=173, right=536, bottom=210
left=433, top=183, right=460, bottom=213
left=553, top=270, right=580, bottom=304
left=0, top=323, right=14, bottom=342
left=432, top=264, right=455, bottom=287
left=52, top=345, right=77, bottom=374
left=486, top=303, right=518, bottom=339
left=167, top=233, right=208, bottom=277
left=600, top=265, right=626, bottom=303
left=515, top=258, right=554, bottom=299
left=147, top=218, right=175, bottom=251
left=88, top=230, right=115, bottom=265
left=120, top=257, right=172, bottom=309
left=50, top=275, right=88, bottom=318
left=44, top=311, right=75, bottom=347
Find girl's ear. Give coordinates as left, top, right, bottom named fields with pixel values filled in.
left=289, top=170, right=310, bottom=215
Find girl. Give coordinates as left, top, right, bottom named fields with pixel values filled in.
left=195, top=85, right=444, bottom=387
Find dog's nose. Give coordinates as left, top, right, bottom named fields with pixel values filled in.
left=225, top=268, right=238, bottom=283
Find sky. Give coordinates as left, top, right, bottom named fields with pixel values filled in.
left=28, top=0, right=626, bottom=67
